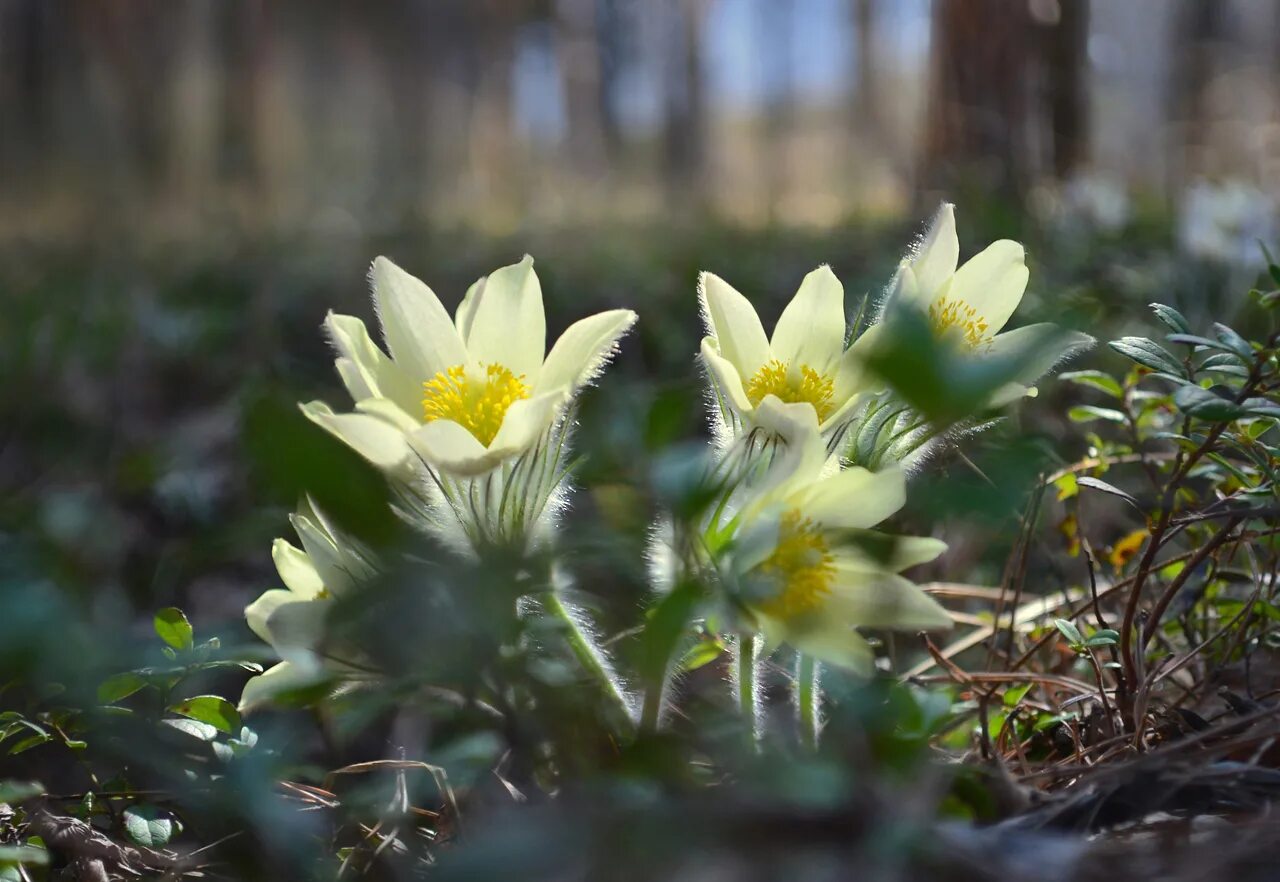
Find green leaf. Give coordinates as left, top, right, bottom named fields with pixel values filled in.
left=1213, top=323, right=1253, bottom=359
left=159, top=717, right=219, bottom=742
left=1174, top=385, right=1248, bottom=421
left=1059, top=370, right=1124, bottom=398
left=1109, top=337, right=1184, bottom=375
left=7, top=734, right=51, bottom=755
left=123, top=804, right=181, bottom=848
left=1053, top=618, right=1084, bottom=647
left=1166, top=333, right=1241, bottom=356
left=638, top=581, right=702, bottom=693
left=98, top=672, right=148, bottom=705
left=1084, top=629, right=1119, bottom=648
left=677, top=639, right=724, bottom=673
left=0, top=781, right=44, bottom=804
left=1068, top=405, right=1126, bottom=423
left=1002, top=683, right=1033, bottom=707
left=1076, top=476, right=1141, bottom=510
left=1148, top=303, right=1191, bottom=334
left=167, top=695, right=240, bottom=735
left=154, top=608, right=193, bottom=652
left=0, top=846, right=48, bottom=867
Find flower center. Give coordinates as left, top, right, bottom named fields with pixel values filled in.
left=422, top=363, right=530, bottom=447
left=755, top=510, right=836, bottom=619
left=744, top=359, right=836, bottom=421
left=928, top=298, right=990, bottom=348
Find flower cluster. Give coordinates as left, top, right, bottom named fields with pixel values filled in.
left=242, top=204, right=1088, bottom=741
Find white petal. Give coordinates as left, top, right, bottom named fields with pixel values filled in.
left=535, top=309, right=637, bottom=396
left=455, top=275, right=485, bottom=344
left=325, top=312, right=421, bottom=412
left=290, top=511, right=354, bottom=595
left=271, top=538, right=324, bottom=598
left=300, top=401, right=412, bottom=472
left=910, top=202, right=959, bottom=299
left=699, top=272, right=771, bottom=378
left=700, top=336, right=753, bottom=413
left=948, top=240, right=1028, bottom=335
left=408, top=419, right=492, bottom=476
left=785, top=622, right=874, bottom=674
left=833, top=535, right=947, bottom=573
left=265, top=597, right=330, bottom=652
left=831, top=324, right=886, bottom=405
left=769, top=265, right=846, bottom=371
left=355, top=397, right=420, bottom=432
left=335, top=358, right=373, bottom=401
left=463, top=255, right=546, bottom=382
left=244, top=589, right=297, bottom=645
left=787, top=464, right=906, bottom=530
left=827, top=571, right=953, bottom=631
left=489, top=390, right=565, bottom=454
left=370, top=257, right=468, bottom=382
left=238, top=659, right=325, bottom=713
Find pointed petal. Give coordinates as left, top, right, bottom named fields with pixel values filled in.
left=489, top=390, right=563, bottom=453
left=325, top=312, right=421, bottom=412
left=786, top=623, right=874, bottom=674
left=699, top=272, right=771, bottom=378
left=910, top=202, right=959, bottom=299
left=238, top=659, right=326, bottom=713
left=265, top=597, right=330, bottom=652
left=464, top=255, right=546, bottom=382
left=827, top=571, right=953, bottom=631
left=300, top=401, right=412, bottom=472
left=831, top=323, right=887, bottom=405
left=289, top=511, right=354, bottom=596
left=948, top=240, right=1028, bottom=335
left=370, top=257, right=468, bottom=383
left=408, top=419, right=493, bottom=476
left=534, top=309, right=637, bottom=396
left=455, top=275, right=486, bottom=344
left=700, top=336, right=753, bottom=412
left=833, top=534, right=947, bottom=573
left=245, top=589, right=298, bottom=645
left=770, top=265, right=846, bottom=370
left=355, top=397, right=420, bottom=432
left=787, top=465, right=906, bottom=530
left=271, top=538, right=324, bottom=598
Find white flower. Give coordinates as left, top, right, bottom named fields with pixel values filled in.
left=885, top=203, right=1092, bottom=404
left=239, top=501, right=375, bottom=711
left=699, top=266, right=878, bottom=454
left=303, top=255, right=637, bottom=548
left=720, top=406, right=951, bottom=673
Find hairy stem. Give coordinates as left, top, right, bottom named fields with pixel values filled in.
left=544, top=592, right=636, bottom=735
left=735, top=633, right=761, bottom=743
left=796, top=652, right=820, bottom=749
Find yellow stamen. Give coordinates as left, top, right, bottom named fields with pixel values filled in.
left=755, top=510, right=836, bottom=619
left=928, top=297, right=990, bottom=348
left=744, top=359, right=836, bottom=422
left=422, top=363, right=530, bottom=447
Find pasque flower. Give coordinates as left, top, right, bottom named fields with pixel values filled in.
left=719, top=403, right=951, bottom=673
left=883, top=202, right=1091, bottom=403
left=303, top=255, right=637, bottom=547
left=240, top=500, right=375, bottom=711
left=699, top=266, right=878, bottom=454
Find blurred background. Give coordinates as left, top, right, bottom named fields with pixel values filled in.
left=4, top=0, right=1280, bottom=237
left=3, top=0, right=1280, bottom=673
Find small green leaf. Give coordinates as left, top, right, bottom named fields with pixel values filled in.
left=1174, top=385, right=1248, bottom=421
left=7, top=734, right=51, bottom=755
left=154, top=608, right=193, bottom=652
left=1213, top=323, right=1253, bottom=359
left=1053, top=618, right=1084, bottom=647
left=1060, top=370, right=1124, bottom=398
left=0, top=781, right=44, bottom=804
left=168, top=695, right=240, bottom=735
left=98, top=672, right=148, bottom=705
left=159, top=718, right=219, bottom=742
left=1076, top=476, right=1141, bottom=510
left=1068, top=405, right=1126, bottom=423
left=1148, top=303, right=1191, bottom=334
left=1109, top=337, right=1184, bottom=376
left=123, top=804, right=181, bottom=848
left=1002, top=683, right=1033, bottom=707
left=677, top=639, right=724, bottom=673
left=1084, top=630, right=1119, bottom=648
